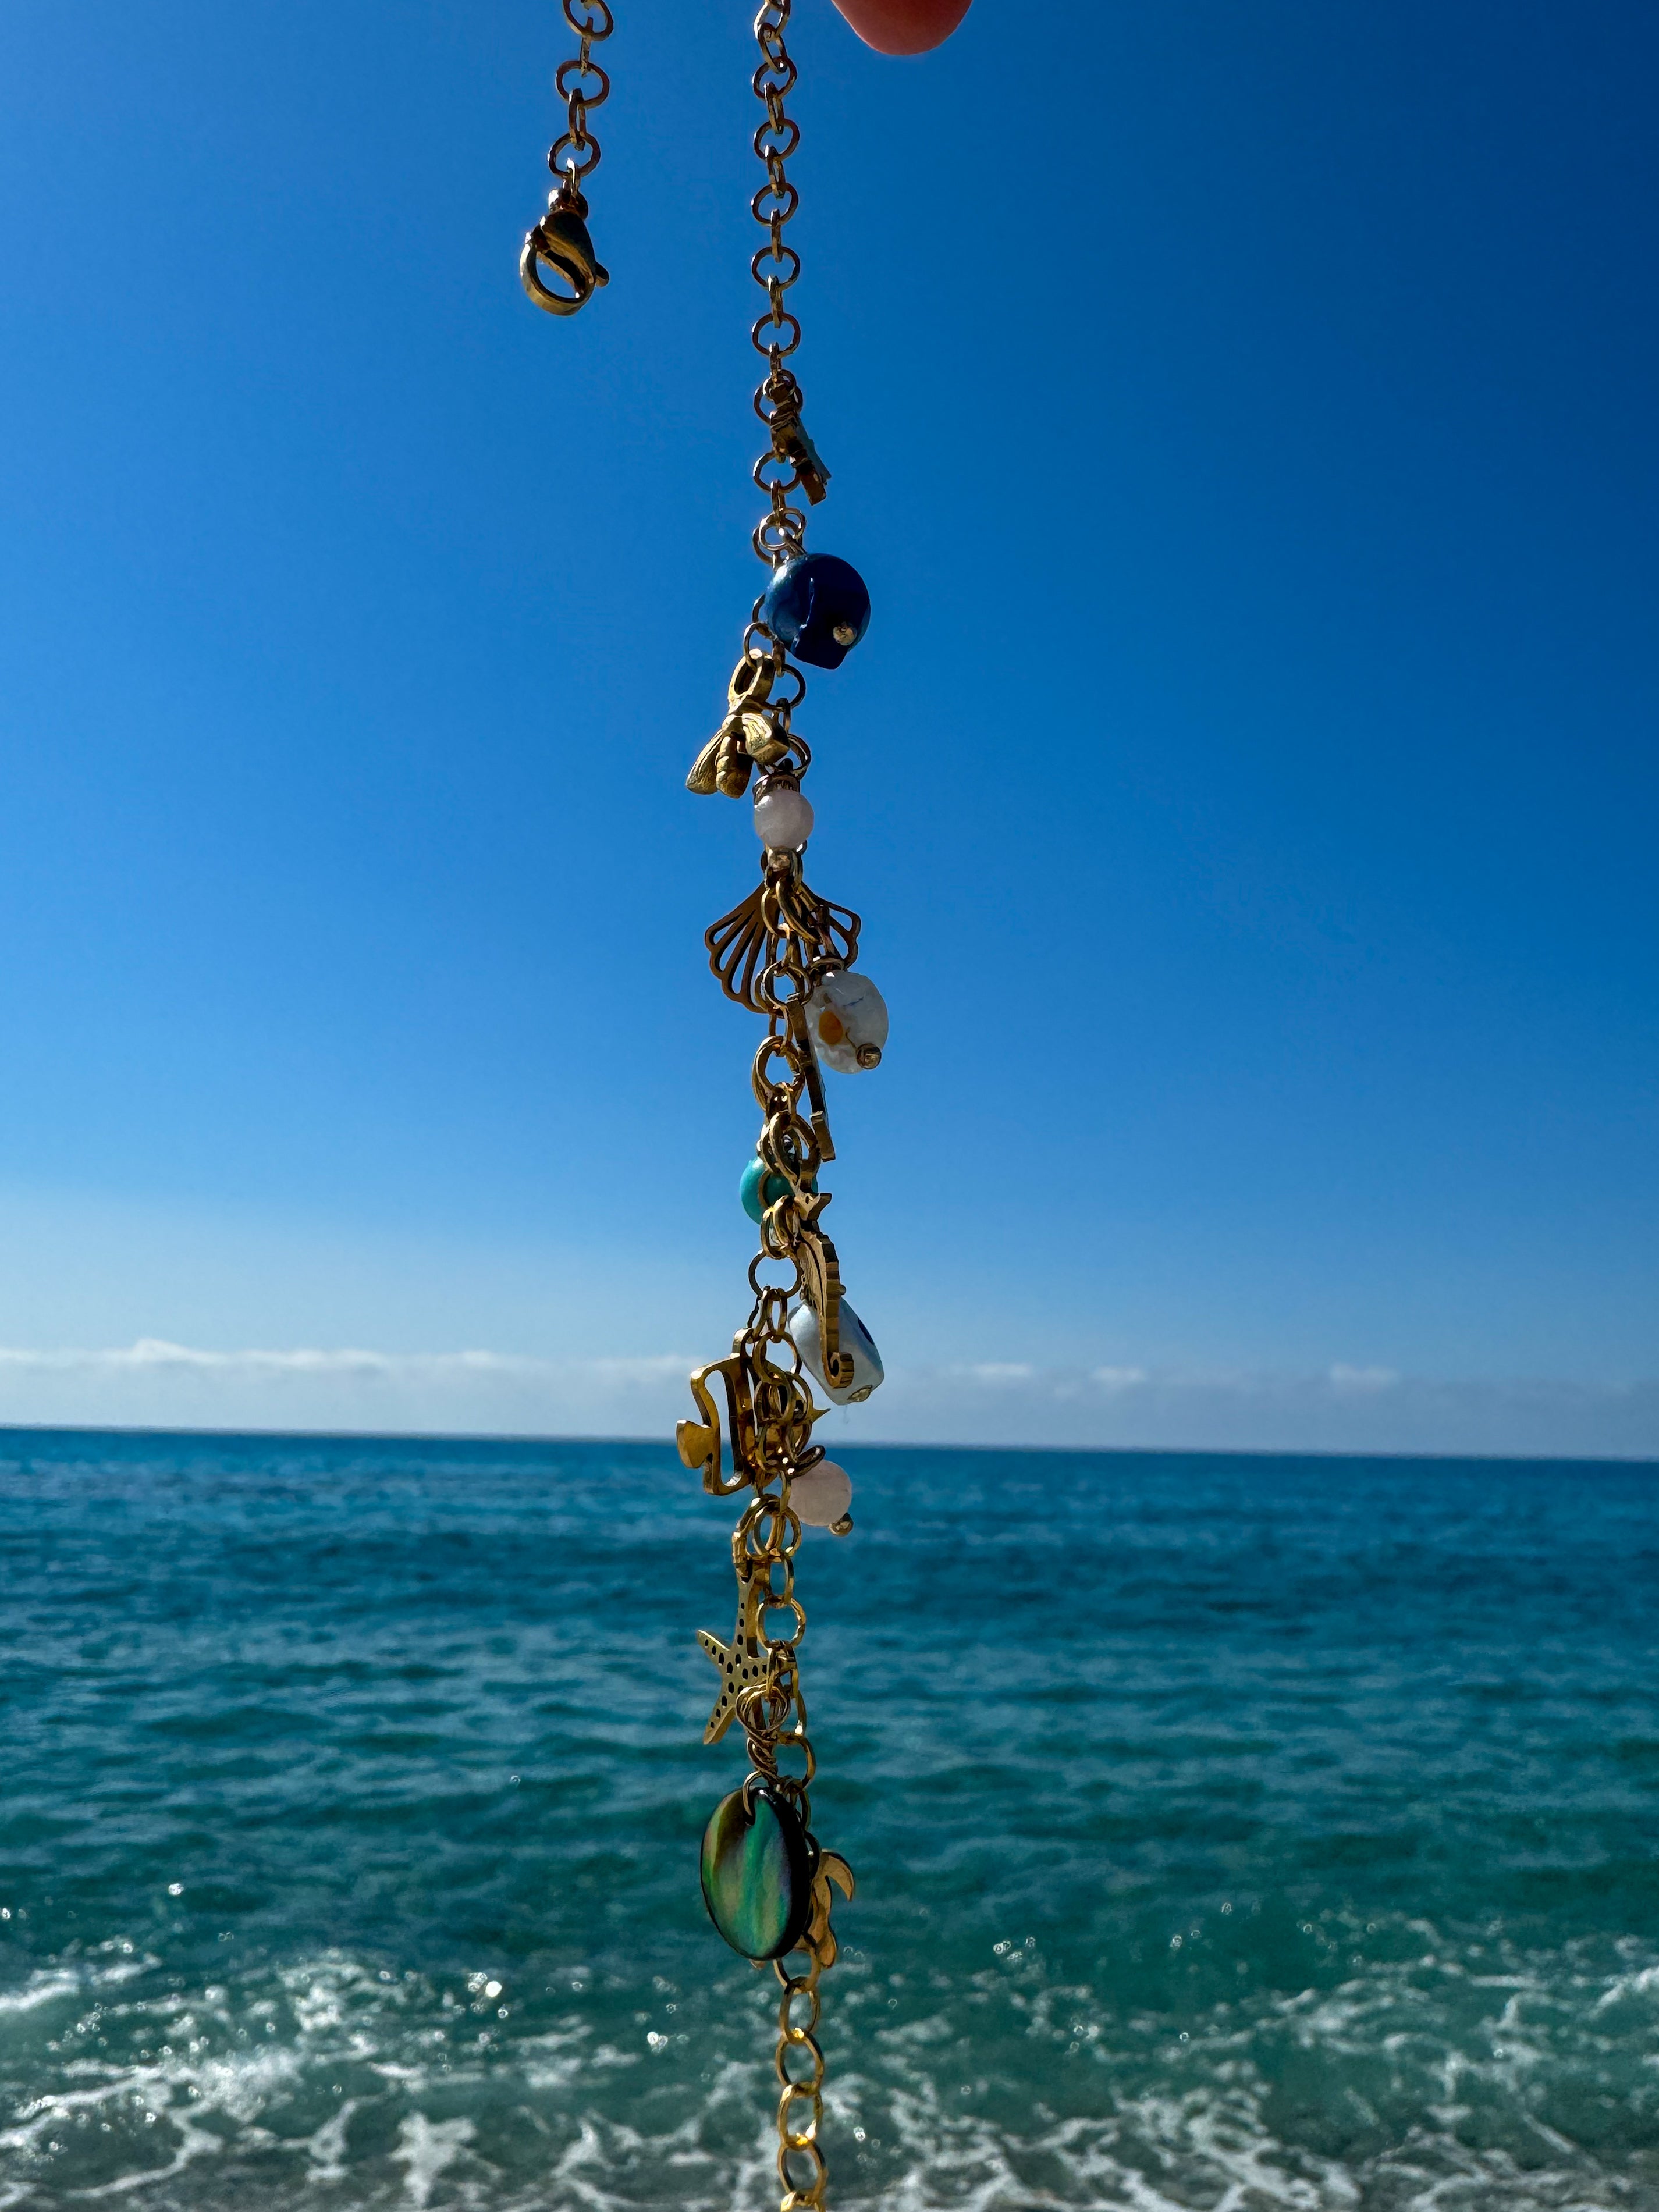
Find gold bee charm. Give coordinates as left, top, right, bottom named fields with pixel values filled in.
left=687, top=655, right=790, bottom=796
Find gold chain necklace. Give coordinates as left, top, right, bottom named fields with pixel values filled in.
left=523, top=10, right=883, bottom=2206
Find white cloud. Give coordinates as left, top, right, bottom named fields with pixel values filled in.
left=0, top=1340, right=699, bottom=1443
left=1090, top=1365, right=1150, bottom=1391
left=0, top=1340, right=691, bottom=1387
left=0, top=1341, right=1653, bottom=1460
left=1328, top=1363, right=1401, bottom=1392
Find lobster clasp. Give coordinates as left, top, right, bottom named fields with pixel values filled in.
left=520, top=180, right=609, bottom=316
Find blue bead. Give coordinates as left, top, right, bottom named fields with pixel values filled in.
left=740, top=1155, right=817, bottom=1224
left=761, top=554, right=871, bottom=670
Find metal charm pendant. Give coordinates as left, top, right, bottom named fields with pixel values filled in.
left=517, top=0, right=886, bottom=2200
left=686, top=653, right=788, bottom=797
left=518, top=3, right=613, bottom=317
left=701, top=1783, right=815, bottom=1961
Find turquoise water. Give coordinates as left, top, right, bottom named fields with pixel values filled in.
left=1, top=1431, right=1655, bottom=2209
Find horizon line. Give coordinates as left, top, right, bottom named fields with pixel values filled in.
left=0, top=1417, right=1653, bottom=1470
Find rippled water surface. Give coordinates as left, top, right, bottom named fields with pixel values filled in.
left=1, top=1431, right=1656, bottom=2209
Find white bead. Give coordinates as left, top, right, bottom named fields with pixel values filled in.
left=753, top=785, right=814, bottom=851
left=789, top=1296, right=884, bottom=1404
left=804, top=969, right=889, bottom=1073
left=790, top=1459, right=852, bottom=1529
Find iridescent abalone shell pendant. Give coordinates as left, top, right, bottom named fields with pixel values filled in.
left=700, top=1783, right=814, bottom=1960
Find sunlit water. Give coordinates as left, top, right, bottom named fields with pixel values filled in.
left=1, top=1431, right=1655, bottom=2209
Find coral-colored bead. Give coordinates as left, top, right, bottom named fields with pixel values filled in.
left=832, top=0, right=971, bottom=55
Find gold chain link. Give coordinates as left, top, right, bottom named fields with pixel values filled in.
left=516, top=5, right=862, bottom=2202
left=678, top=844, right=862, bottom=2212
left=520, top=2, right=614, bottom=315
left=674, top=16, right=855, bottom=2209
left=733, top=894, right=846, bottom=2212
left=549, top=0, right=612, bottom=181
left=749, top=1, right=830, bottom=565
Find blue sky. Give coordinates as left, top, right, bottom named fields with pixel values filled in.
left=1, top=1, right=1655, bottom=1452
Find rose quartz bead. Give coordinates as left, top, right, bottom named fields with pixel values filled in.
left=790, top=1460, right=852, bottom=1529
left=753, top=785, right=815, bottom=851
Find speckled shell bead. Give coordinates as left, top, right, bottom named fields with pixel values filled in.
left=804, top=969, right=889, bottom=1073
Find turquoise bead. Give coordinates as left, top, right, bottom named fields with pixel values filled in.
left=700, top=1785, right=813, bottom=1961
left=740, top=1155, right=816, bottom=1225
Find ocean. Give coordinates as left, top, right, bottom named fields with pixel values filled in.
left=0, top=1431, right=1654, bottom=2210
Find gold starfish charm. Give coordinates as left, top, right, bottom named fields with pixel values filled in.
left=697, top=1574, right=770, bottom=1745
